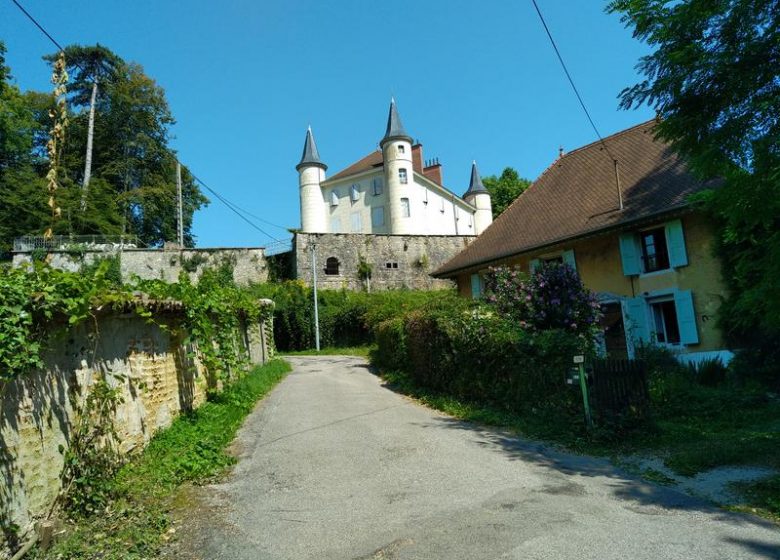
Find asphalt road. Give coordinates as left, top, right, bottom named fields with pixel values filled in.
left=172, top=356, right=780, bottom=560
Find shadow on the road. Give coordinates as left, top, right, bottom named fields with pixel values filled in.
left=723, top=537, right=780, bottom=559
left=373, top=378, right=778, bottom=535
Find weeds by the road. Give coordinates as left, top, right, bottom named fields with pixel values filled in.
left=33, top=359, right=291, bottom=560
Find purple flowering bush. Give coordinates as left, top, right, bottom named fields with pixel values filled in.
left=484, top=262, right=602, bottom=344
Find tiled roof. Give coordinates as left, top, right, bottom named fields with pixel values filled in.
left=434, top=120, right=719, bottom=276
left=327, top=150, right=384, bottom=182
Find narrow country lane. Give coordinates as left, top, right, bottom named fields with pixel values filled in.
left=170, top=356, right=780, bottom=560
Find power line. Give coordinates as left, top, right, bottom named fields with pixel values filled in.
left=8, top=0, right=291, bottom=244
left=530, top=0, right=616, bottom=162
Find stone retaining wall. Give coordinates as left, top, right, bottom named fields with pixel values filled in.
left=294, top=233, right=475, bottom=291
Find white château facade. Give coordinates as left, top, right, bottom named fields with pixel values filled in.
left=296, top=99, right=493, bottom=236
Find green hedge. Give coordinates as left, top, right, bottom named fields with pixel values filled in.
left=372, top=300, right=585, bottom=412
left=249, top=282, right=458, bottom=351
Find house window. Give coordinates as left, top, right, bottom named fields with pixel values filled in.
left=350, top=184, right=360, bottom=202
left=398, top=145, right=405, bottom=154
left=649, top=297, right=681, bottom=344
left=330, top=217, right=341, bottom=232
left=325, top=257, right=339, bottom=275
left=640, top=227, right=670, bottom=272
left=371, top=206, right=385, bottom=227
left=385, top=262, right=399, bottom=269
left=400, top=198, right=411, bottom=217
left=543, top=256, right=563, bottom=265
left=372, top=178, right=383, bottom=196
left=330, top=190, right=339, bottom=206
left=399, top=169, right=408, bottom=184
left=350, top=212, right=362, bottom=232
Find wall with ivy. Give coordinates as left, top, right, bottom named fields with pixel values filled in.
left=0, top=303, right=273, bottom=556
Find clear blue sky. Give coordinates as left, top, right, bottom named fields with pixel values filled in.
left=1, top=0, right=653, bottom=248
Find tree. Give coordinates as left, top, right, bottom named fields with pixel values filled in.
left=44, top=45, right=123, bottom=207
left=609, top=0, right=780, bottom=382
left=482, top=167, right=531, bottom=218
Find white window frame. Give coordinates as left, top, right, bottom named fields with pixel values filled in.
left=400, top=197, right=411, bottom=218
left=399, top=168, right=408, bottom=184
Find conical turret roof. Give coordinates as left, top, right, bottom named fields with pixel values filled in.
left=296, top=126, right=327, bottom=171
left=464, top=161, right=489, bottom=197
left=380, top=98, right=412, bottom=147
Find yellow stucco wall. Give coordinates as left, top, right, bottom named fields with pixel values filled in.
left=456, top=212, right=727, bottom=355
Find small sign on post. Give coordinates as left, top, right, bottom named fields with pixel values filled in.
left=574, top=355, right=593, bottom=430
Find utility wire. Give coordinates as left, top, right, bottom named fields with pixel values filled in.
left=530, top=0, right=616, bottom=162
left=8, top=0, right=291, bottom=244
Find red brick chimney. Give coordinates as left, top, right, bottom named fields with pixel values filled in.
left=423, top=158, right=443, bottom=185
left=412, top=143, right=424, bottom=173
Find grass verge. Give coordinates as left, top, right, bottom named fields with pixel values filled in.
left=280, top=345, right=373, bottom=357
left=34, top=359, right=291, bottom=560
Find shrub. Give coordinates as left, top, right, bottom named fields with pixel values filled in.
left=688, top=357, right=729, bottom=387
left=484, top=262, right=601, bottom=343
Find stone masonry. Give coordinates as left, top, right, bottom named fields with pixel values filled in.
left=294, top=232, right=475, bottom=290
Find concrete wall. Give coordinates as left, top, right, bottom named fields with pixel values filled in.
left=455, top=212, right=728, bottom=360
left=13, top=247, right=269, bottom=286
left=295, top=232, right=475, bottom=291
left=0, top=305, right=273, bottom=557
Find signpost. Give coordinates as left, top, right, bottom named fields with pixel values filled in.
left=572, top=355, right=593, bottom=430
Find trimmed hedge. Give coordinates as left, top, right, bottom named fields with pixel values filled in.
left=372, top=300, right=585, bottom=411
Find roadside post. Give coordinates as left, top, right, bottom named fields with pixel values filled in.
left=573, top=355, right=593, bottom=430
left=310, top=242, right=320, bottom=351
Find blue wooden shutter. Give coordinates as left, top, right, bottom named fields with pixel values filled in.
left=470, top=274, right=482, bottom=299
left=622, top=296, right=649, bottom=345
left=562, top=249, right=577, bottom=272
left=666, top=219, right=688, bottom=268
left=619, top=233, right=640, bottom=276
left=529, top=259, right=541, bottom=273
left=674, top=289, right=699, bottom=345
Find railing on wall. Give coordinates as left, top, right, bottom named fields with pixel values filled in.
left=264, top=238, right=293, bottom=256
left=13, top=235, right=145, bottom=252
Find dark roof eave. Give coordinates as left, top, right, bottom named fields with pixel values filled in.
left=432, top=204, right=696, bottom=278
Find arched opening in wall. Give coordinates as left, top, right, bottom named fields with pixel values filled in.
left=325, top=257, right=340, bottom=275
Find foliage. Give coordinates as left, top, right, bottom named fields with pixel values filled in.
left=0, top=42, right=209, bottom=250
left=135, top=269, right=271, bottom=381
left=481, top=167, right=531, bottom=218
left=78, top=255, right=122, bottom=286
left=608, top=0, right=780, bottom=386
left=371, top=297, right=585, bottom=411
left=484, top=262, right=602, bottom=342
left=59, top=374, right=124, bottom=517
left=249, top=281, right=452, bottom=352
left=36, top=360, right=291, bottom=560
left=0, top=261, right=129, bottom=384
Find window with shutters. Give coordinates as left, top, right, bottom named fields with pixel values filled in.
left=640, top=227, right=670, bottom=272
left=330, top=190, right=339, bottom=206
left=399, top=169, right=408, bottom=184
left=371, top=206, right=385, bottom=227
left=400, top=198, right=410, bottom=218
left=350, top=212, right=362, bottom=232
left=350, top=184, right=360, bottom=202
left=648, top=297, right=680, bottom=344
left=372, top=178, right=383, bottom=196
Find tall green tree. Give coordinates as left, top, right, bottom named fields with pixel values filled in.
left=44, top=45, right=123, bottom=206
left=482, top=167, right=531, bottom=218
left=609, top=0, right=780, bottom=381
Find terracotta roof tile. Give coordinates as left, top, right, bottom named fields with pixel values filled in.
left=434, top=120, right=719, bottom=276
left=327, top=151, right=384, bottom=182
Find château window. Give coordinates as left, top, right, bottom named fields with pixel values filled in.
left=398, top=145, right=406, bottom=154
left=330, top=190, right=339, bottom=206
left=350, top=212, right=362, bottom=232
left=325, top=257, right=340, bottom=275
left=371, top=206, right=385, bottom=227
left=385, top=262, right=399, bottom=269
left=400, top=198, right=410, bottom=218
left=372, top=177, right=383, bottom=196
left=350, top=184, right=360, bottom=202
left=399, top=169, right=408, bottom=184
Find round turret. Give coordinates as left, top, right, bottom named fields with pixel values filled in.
left=380, top=99, right=414, bottom=235
left=297, top=127, right=328, bottom=233
left=463, top=161, right=493, bottom=235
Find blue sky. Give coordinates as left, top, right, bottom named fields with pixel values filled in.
left=1, top=0, right=653, bottom=248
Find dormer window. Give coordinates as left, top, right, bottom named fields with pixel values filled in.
left=399, top=169, right=408, bottom=184
left=330, top=190, right=339, bottom=206
left=350, top=184, right=360, bottom=202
